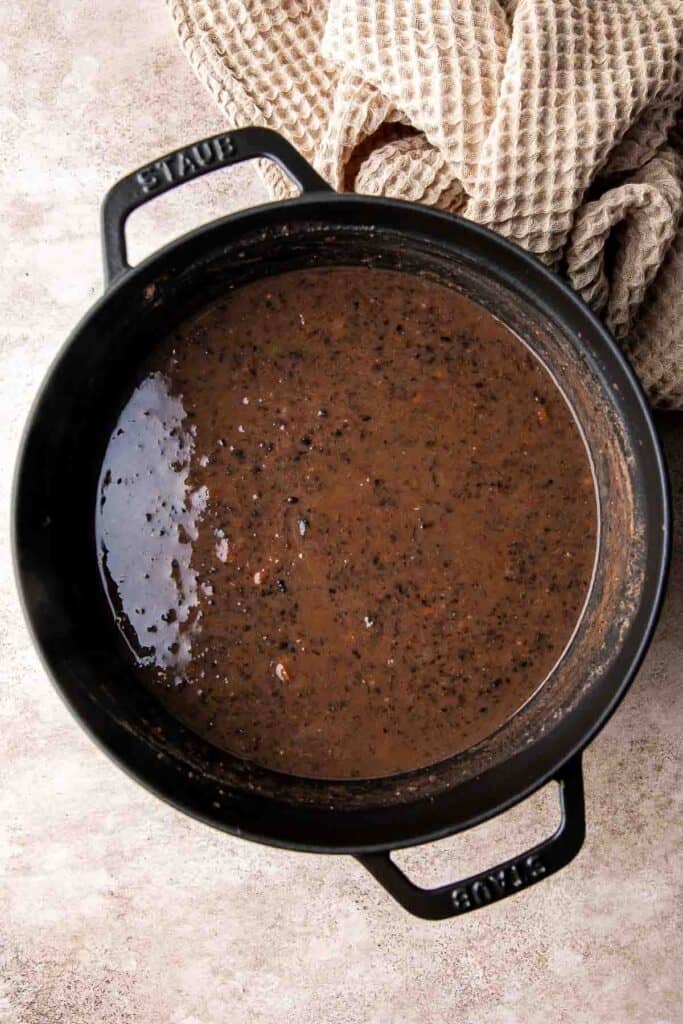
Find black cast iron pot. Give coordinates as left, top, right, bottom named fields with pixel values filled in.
left=13, top=128, right=671, bottom=919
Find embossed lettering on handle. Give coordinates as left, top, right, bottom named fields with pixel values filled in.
left=135, top=136, right=237, bottom=194
left=356, top=755, right=584, bottom=921
left=451, top=853, right=547, bottom=912
left=101, top=127, right=331, bottom=284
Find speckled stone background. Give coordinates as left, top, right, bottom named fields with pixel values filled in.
left=1, top=4, right=681, bottom=1022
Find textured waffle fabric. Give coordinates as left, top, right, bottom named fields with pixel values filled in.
left=168, top=0, right=683, bottom=407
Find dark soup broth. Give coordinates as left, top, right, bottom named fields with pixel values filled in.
left=97, top=268, right=597, bottom=779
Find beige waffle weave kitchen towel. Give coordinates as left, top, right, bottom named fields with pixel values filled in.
left=168, top=0, right=683, bottom=407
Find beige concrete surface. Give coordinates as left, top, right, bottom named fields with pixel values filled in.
left=0, top=3, right=681, bottom=1022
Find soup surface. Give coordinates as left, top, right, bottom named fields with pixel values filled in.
left=97, top=268, right=597, bottom=779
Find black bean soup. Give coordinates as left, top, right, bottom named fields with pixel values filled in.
left=97, top=268, right=597, bottom=779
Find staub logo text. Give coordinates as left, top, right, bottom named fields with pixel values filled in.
left=135, top=135, right=236, bottom=194
left=451, top=854, right=547, bottom=912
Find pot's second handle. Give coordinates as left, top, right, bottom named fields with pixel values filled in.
left=357, top=755, right=585, bottom=920
left=101, top=127, right=332, bottom=285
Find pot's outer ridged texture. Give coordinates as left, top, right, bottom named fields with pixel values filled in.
left=168, top=0, right=683, bottom=407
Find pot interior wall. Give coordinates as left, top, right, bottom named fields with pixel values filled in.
left=16, top=213, right=652, bottom=835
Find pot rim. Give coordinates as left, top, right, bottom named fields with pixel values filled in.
left=12, top=191, right=672, bottom=854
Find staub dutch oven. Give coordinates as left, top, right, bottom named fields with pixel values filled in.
left=13, top=128, right=670, bottom=919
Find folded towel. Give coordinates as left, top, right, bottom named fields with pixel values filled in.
left=169, top=0, right=683, bottom=407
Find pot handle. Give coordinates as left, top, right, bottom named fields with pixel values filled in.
left=101, top=127, right=332, bottom=285
left=356, top=755, right=585, bottom=920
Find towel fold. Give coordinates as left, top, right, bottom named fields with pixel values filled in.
left=169, top=0, right=683, bottom=406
